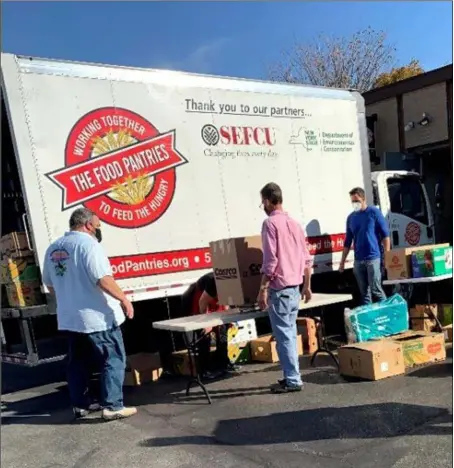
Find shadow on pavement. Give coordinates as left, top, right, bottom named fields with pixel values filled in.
left=407, top=362, right=453, bottom=378
left=1, top=374, right=271, bottom=425
left=1, top=361, right=67, bottom=394
left=140, top=402, right=452, bottom=448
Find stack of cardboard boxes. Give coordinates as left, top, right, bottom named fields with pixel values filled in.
left=384, top=243, right=452, bottom=281
left=385, top=242, right=453, bottom=355
left=339, top=329, right=447, bottom=381
left=0, top=232, right=43, bottom=308
left=338, top=242, right=452, bottom=381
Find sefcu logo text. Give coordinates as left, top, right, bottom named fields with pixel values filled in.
left=202, top=125, right=276, bottom=147
left=214, top=267, right=238, bottom=280
left=202, top=125, right=278, bottom=159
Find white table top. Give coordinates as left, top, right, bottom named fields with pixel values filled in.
left=152, top=293, right=353, bottom=333
left=383, top=273, right=452, bottom=286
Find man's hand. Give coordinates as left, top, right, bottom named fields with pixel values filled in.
left=338, top=261, right=345, bottom=273
left=257, top=288, right=268, bottom=311
left=302, top=287, right=312, bottom=303
left=121, top=298, right=134, bottom=319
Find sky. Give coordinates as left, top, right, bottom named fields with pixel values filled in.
left=2, top=1, right=453, bottom=80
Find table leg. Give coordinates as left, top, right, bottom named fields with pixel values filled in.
left=425, top=284, right=443, bottom=333
left=183, top=331, right=212, bottom=404
left=310, top=307, right=340, bottom=369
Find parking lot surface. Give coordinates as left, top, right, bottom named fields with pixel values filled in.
left=1, top=353, right=452, bottom=468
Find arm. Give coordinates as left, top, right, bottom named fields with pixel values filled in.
left=198, top=290, right=216, bottom=315
left=42, top=252, right=54, bottom=296
left=98, top=276, right=128, bottom=303
left=376, top=211, right=391, bottom=252
left=260, top=220, right=278, bottom=290
left=301, top=226, right=313, bottom=298
left=84, top=244, right=134, bottom=318
left=340, top=216, right=353, bottom=270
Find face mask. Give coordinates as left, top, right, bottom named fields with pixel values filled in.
left=352, top=202, right=362, bottom=212
left=94, top=228, right=102, bottom=243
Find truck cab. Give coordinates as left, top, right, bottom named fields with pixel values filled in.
left=372, top=171, right=435, bottom=249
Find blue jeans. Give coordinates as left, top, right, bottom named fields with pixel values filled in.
left=354, top=258, right=387, bottom=305
left=268, top=286, right=302, bottom=387
left=66, top=326, right=126, bottom=411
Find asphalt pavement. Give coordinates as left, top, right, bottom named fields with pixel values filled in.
left=1, top=352, right=452, bottom=468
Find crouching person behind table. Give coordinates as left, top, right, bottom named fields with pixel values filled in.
left=181, top=272, right=237, bottom=380
left=42, top=208, right=137, bottom=421
left=257, top=182, right=313, bottom=394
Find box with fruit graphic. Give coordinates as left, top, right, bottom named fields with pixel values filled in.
left=387, top=330, right=446, bottom=368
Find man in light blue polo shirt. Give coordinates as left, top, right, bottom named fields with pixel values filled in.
left=43, top=208, right=137, bottom=421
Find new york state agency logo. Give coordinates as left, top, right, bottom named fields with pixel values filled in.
left=46, top=107, right=187, bottom=228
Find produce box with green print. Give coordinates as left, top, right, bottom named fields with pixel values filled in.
left=228, top=342, right=250, bottom=364
left=0, top=256, right=40, bottom=284
left=411, top=246, right=453, bottom=278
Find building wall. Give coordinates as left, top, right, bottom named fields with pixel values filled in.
left=403, top=82, right=449, bottom=149
left=366, top=98, right=400, bottom=162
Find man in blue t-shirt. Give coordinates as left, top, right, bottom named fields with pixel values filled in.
left=339, top=187, right=391, bottom=305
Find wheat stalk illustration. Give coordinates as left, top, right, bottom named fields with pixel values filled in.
left=91, top=128, right=152, bottom=205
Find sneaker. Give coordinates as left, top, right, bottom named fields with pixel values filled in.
left=225, top=363, right=242, bottom=373
left=102, top=407, right=137, bottom=421
left=73, top=402, right=101, bottom=419
left=201, top=370, right=223, bottom=381
left=270, top=379, right=303, bottom=394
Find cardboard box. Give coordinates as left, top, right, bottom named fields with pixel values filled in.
left=389, top=331, right=446, bottom=367
left=171, top=350, right=196, bottom=376
left=0, top=257, right=39, bottom=284
left=384, top=244, right=449, bottom=280
left=250, top=334, right=303, bottom=363
left=0, top=232, right=32, bottom=259
left=338, top=340, right=405, bottom=381
left=124, top=353, right=162, bottom=386
left=228, top=319, right=258, bottom=345
left=209, top=235, right=263, bottom=306
left=409, top=304, right=439, bottom=332
left=410, top=304, right=454, bottom=331
left=411, top=246, right=453, bottom=278
left=296, top=317, right=319, bottom=354
left=443, top=325, right=453, bottom=343
left=5, top=280, right=44, bottom=307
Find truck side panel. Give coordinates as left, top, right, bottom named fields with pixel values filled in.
left=1, top=55, right=368, bottom=298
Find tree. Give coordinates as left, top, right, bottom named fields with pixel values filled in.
left=373, top=59, right=424, bottom=88
left=269, top=27, right=396, bottom=93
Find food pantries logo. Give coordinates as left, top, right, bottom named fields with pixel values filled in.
left=46, top=108, right=187, bottom=228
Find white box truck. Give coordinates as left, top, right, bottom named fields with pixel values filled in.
left=0, top=53, right=435, bottom=365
